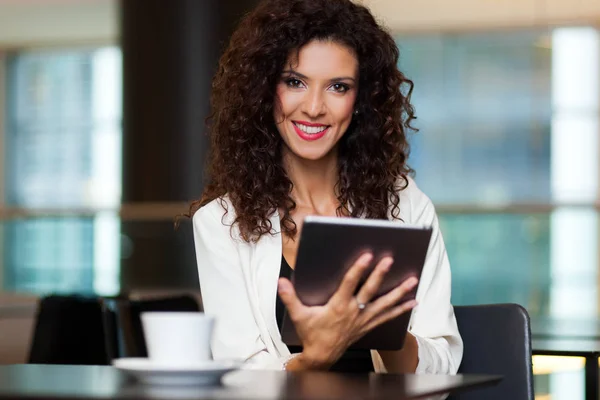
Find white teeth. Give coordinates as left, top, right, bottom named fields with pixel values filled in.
left=295, top=123, right=327, bottom=134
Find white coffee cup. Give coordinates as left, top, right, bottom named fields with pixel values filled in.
left=140, top=312, right=215, bottom=365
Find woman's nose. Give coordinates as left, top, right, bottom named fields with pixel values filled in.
left=301, top=89, right=325, bottom=118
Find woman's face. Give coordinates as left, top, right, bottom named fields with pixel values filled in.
left=274, top=40, right=358, bottom=162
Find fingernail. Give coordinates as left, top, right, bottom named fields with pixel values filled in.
left=407, top=277, right=418, bottom=289
left=278, top=279, right=289, bottom=293
left=408, top=299, right=418, bottom=308
left=381, top=260, right=392, bottom=272
left=361, top=253, right=373, bottom=263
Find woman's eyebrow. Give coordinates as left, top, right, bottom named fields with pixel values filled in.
left=281, top=69, right=308, bottom=79
left=281, top=69, right=356, bottom=83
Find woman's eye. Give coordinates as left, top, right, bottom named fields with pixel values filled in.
left=331, top=83, right=349, bottom=93
left=285, top=78, right=304, bottom=88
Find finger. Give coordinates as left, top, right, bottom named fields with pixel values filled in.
left=278, top=278, right=305, bottom=321
left=355, top=257, right=393, bottom=304
left=367, top=276, right=418, bottom=315
left=364, top=299, right=418, bottom=332
left=330, top=252, right=373, bottom=303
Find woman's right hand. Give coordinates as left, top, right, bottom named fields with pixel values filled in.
left=278, top=252, right=419, bottom=370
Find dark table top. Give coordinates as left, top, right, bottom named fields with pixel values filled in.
left=0, top=364, right=501, bottom=400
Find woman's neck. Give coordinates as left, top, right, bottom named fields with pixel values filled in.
left=283, top=148, right=339, bottom=214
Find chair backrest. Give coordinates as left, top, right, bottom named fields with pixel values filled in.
left=448, top=303, right=534, bottom=400
left=28, top=295, right=108, bottom=365
left=100, top=294, right=200, bottom=362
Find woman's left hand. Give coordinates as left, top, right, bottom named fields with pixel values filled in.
left=278, top=253, right=418, bottom=370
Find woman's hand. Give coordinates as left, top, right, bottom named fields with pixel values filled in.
left=278, top=252, right=419, bottom=370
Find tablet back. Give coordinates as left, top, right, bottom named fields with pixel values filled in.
left=281, top=216, right=432, bottom=350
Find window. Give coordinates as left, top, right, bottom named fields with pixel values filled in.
left=4, top=46, right=122, bottom=295
left=397, top=28, right=600, bottom=320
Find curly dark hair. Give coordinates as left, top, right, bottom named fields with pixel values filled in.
left=188, top=0, right=417, bottom=242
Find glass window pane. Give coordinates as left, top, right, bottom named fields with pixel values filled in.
left=442, top=213, right=551, bottom=317
left=398, top=32, right=552, bottom=204
left=444, top=210, right=599, bottom=322
left=4, top=47, right=122, bottom=294
left=3, top=218, right=94, bottom=294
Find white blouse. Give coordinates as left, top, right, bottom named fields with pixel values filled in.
left=193, top=177, right=463, bottom=373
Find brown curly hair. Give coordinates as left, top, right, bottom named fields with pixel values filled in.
left=188, top=0, right=417, bottom=242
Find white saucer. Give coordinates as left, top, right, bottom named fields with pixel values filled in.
left=112, top=358, right=243, bottom=386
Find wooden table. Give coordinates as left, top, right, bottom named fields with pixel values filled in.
left=0, top=364, right=501, bottom=399
left=533, top=338, right=600, bottom=400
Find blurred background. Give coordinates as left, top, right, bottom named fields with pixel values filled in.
left=0, top=0, right=599, bottom=398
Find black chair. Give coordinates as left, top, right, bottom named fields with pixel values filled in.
left=28, top=295, right=108, bottom=365
left=448, top=303, right=534, bottom=400
left=100, top=294, right=200, bottom=363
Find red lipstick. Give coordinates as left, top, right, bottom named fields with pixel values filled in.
left=292, top=121, right=329, bottom=141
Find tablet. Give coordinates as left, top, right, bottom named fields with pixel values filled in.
left=281, top=215, right=432, bottom=350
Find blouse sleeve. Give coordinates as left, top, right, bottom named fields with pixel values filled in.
left=193, top=202, right=287, bottom=370
left=376, top=179, right=463, bottom=374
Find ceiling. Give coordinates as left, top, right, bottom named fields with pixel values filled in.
left=0, top=0, right=597, bottom=48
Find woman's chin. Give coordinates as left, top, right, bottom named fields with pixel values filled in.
left=282, top=138, right=339, bottom=163
left=291, top=148, right=335, bottom=162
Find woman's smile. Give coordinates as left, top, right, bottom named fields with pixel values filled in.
left=292, top=121, right=330, bottom=141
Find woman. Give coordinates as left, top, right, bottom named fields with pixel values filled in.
left=191, top=0, right=462, bottom=373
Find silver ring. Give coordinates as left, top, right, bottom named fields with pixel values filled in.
left=356, top=299, right=367, bottom=311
